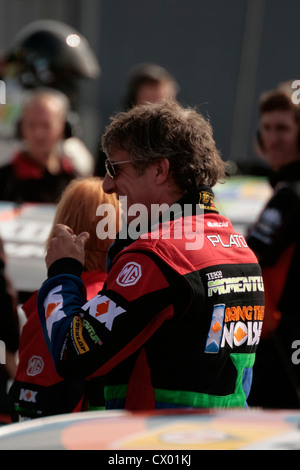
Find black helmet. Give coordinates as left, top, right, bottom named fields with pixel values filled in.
left=4, top=19, right=100, bottom=91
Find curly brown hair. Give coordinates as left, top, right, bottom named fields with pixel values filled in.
left=101, top=101, right=226, bottom=189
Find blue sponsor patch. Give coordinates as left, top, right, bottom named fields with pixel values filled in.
left=205, top=304, right=225, bottom=353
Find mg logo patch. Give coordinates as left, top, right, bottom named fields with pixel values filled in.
left=116, top=262, right=142, bottom=286
left=27, top=356, right=44, bottom=376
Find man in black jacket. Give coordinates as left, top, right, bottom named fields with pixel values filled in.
left=247, top=83, right=300, bottom=409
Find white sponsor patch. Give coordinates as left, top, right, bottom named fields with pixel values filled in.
left=207, top=221, right=229, bottom=227
left=82, top=295, right=125, bottom=331
left=43, top=285, right=65, bottom=339
left=116, top=262, right=142, bottom=286
left=19, top=388, right=37, bottom=403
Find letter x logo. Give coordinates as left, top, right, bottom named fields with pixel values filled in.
left=82, top=295, right=125, bottom=331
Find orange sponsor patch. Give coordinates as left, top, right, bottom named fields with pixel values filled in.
left=234, top=326, right=247, bottom=343
left=46, top=302, right=60, bottom=319
left=96, top=300, right=110, bottom=317
left=211, top=321, right=222, bottom=333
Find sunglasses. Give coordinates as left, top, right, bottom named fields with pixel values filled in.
left=105, top=159, right=132, bottom=179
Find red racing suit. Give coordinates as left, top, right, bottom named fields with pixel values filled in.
left=0, top=151, right=76, bottom=203
left=10, top=271, right=106, bottom=421
left=37, top=187, right=265, bottom=410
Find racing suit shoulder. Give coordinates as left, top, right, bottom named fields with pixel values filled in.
left=37, top=250, right=176, bottom=381
left=118, top=211, right=259, bottom=273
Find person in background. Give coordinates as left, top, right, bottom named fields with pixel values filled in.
left=0, top=88, right=78, bottom=204
left=38, top=100, right=264, bottom=411
left=0, top=19, right=100, bottom=175
left=0, top=237, right=19, bottom=423
left=95, top=62, right=179, bottom=176
left=247, top=82, right=300, bottom=409
left=122, top=62, right=179, bottom=110
left=9, top=177, right=119, bottom=421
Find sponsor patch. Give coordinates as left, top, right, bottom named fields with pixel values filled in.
left=207, top=234, right=248, bottom=248
left=221, top=320, right=262, bottom=349
left=83, top=319, right=103, bottom=345
left=207, top=221, right=229, bottom=227
left=198, top=190, right=218, bottom=212
left=72, top=316, right=90, bottom=355
left=43, top=285, right=65, bottom=338
left=116, top=262, right=142, bottom=286
left=19, top=388, right=37, bottom=403
left=205, top=304, right=226, bottom=353
left=207, top=276, right=264, bottom=297
left=27, top=356, right=44, bottom=376
left=205, top=304, right=264, bottom=353
left=82, top=295, right=125, bottom=331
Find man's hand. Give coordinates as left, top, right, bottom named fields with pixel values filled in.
left=45, top=224, right=90, bottom=269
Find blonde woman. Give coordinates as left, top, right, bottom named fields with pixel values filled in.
left=10, top=178, right=119, bottom=421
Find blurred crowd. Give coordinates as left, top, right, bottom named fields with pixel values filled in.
left=0, top=18, right=300, bottom=423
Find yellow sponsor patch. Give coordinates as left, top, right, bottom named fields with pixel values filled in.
left=72, top=316, right=90, bottom=355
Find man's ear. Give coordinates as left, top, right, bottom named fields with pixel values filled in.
left=155, top=158, right=170, bottom=184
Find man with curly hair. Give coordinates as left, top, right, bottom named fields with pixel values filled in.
left=38, top=101, right=264, bottom=410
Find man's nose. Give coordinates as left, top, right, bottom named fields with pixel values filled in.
left=102, top=173, right=116, bottom=194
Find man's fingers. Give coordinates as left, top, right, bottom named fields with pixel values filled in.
left=75, top=231, right=90, bottom=246
left=45, top=226, right=89, bottom=270
left=50, top=225, right=89, bottom=246
left=53, top=224, right=74, bottom=237
left=52, top=225, right=89, bottom=244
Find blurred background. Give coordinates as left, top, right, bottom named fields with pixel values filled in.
left=0, top=0, right=299, bottom=172
left=0, top=0, right=299, bottom=428
left=0, top=0, right=297, bottom=294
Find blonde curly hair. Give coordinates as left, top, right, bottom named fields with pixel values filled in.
left=46, top=177, right=119, bottom=272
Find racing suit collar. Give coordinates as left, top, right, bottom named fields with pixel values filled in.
left=163, top=185, right=219, bottom=219
left=107, top=185, right=218, bottom=271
